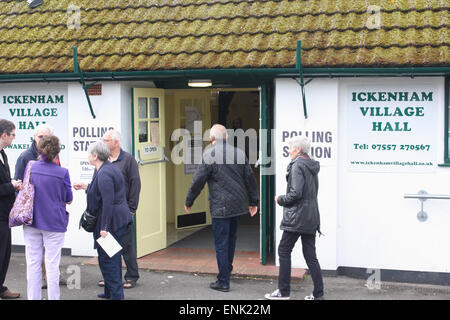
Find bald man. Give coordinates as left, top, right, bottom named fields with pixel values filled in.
left=185, top=124, right=259, bottom=292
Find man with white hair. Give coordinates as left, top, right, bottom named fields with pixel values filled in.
left=265, top=136, right=324, bottom=300
left=14, top=123, right=53, bottom=181
left=185, top=124, right=259, bottom=293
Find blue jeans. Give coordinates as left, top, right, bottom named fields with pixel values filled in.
left=97, top=226, right=126, bottom=300
left=212, top=216, right=240, bottom=287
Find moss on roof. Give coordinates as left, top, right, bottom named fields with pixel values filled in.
left=0, top=0, right=448, bottom=73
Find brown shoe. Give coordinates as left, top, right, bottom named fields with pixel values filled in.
left=0, top=289, right=20, bottom=299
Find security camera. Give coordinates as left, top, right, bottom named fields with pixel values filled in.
left=27, top=0, right=43, bottom=8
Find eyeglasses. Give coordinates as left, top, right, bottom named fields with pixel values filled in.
left=102, top=139, right=112, bottom=143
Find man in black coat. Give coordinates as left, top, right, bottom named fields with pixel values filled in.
left=14, top=124, right=53, bottom=181
left=185, top=124, right=259, bottom=292
left=0, top=119, right=22, bottom=299
left=265, top=136, right=324, bottom=301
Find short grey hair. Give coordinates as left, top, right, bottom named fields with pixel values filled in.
left=104, top=129, right=121, bottom=144
left=88, top=140, right=110, bottom=162
left=34, top=123, right=53, bottom=136
left=209, top=124, right=228, bottom=141
left=289, top=136, right=311, bottom=155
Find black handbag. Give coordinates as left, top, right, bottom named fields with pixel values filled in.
left=79, top=209, right=97, bottom=232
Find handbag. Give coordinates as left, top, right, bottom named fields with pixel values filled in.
left=79, top=208, right=97, bottom=232
left=9, top=161, right=36, bottom=228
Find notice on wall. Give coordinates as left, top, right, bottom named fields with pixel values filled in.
left=185, top=106, right=201, bottom=133
left=184, top=136, right=203, bottom=174
left=70, top=124, right=114, bottom=181
left=346, top=85, right=437, bottom=173
left=0, top=86, right=68, bottom=174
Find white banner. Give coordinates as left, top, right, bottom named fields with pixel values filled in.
left=346, top=84, right=438, bottom=172
left=0, top=85, right=68, bottom=175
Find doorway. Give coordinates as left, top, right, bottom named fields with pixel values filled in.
left=133, top=88, right=262, bottom=257
left=167, top=90, right=261, bottom=252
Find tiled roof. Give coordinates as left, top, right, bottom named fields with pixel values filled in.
left=0, top=0, right=448, bottom=74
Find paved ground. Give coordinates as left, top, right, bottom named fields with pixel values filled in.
left=3, top=252, right=450, bottom=301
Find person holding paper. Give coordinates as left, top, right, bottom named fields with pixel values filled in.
left=184, top=124, right=259, bottom=293
left=85, top=141, right=132, bottom=300
left=22, top=135, right=73, bottom=300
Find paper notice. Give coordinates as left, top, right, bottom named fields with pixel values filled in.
left=96, top=233, right=122, bottom=258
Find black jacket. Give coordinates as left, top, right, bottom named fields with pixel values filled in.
left=86, top=161, right=132, bottom=246
left=0, top=150, right=16, bottom=223
left=111, top=149, right=141, bottom=212
left=185, top=141, right=259, bottom=219
left=14, top=142, right=38, bottom=181
left=278, top=155, right=321, bottom=235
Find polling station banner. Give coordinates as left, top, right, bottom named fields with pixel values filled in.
left=346, top=83, right=438, bottom=173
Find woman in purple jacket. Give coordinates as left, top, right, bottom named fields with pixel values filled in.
left=22, top=135, right=73, bottom=300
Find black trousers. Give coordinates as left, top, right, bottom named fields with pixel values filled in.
left=278, top=231, right=324, bottom=298
left=122, top=222, right=139, bottom=282
left=0, top=222, right=11, bottom=295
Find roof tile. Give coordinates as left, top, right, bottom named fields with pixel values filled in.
left=0, top=0, right=447, bottom=73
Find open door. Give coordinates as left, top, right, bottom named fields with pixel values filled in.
left=133, top=88, right=167, bottom=257
left=173, top=90, right=211, bottom=229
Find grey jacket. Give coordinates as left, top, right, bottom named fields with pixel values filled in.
left=278, top=155, right=321, bottom=235
left=185, top=141, right=259, bottom=218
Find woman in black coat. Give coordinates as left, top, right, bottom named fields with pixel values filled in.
left=85, top=141, right=132, bottom=300
left=265, top=136, right=324, bottom=301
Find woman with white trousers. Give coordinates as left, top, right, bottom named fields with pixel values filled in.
left=22, top=135, right=72, bottom=300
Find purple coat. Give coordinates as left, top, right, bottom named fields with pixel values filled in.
left=25, top=160, right=73, bottom=232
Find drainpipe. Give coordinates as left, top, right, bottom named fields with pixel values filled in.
left=296, top=40, right=308, bottom=119
left=73, top=46, right=96, bottom=119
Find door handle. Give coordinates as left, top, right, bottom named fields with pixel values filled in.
left=136, top=147, right=169, bottom=166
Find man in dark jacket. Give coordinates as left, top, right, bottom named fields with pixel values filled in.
left=14, top=124, right=53, bottom=181
left=265, top=136, right=324, bottom=301
left=185, top=124, right=258, bottom=292
left=0, top=119, right=22, bottom=299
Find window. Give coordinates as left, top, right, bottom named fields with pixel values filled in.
left=138, top=97, right=160, bottom=146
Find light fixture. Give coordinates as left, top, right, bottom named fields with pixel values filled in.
left=188, top=79, right=212, bottom=87
left=27, top=0, right=43, bottom=8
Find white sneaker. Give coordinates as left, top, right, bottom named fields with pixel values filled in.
left=264, top=289, right=290, bottom=300
left=304, top=293, right=315, bottom=300
left=305, top=293, right=325, bottom=300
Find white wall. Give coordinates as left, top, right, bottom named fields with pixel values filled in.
left=64, top=81, right=153, bottom=256
left=337, top=77, right=449, bottom=273
left=6, top=81, right=136, bottom=256
left=275, top=76, right=450, bottom=274
left=274, top=78, right=339, bottom=270
left=0, top=83, right=69, bottom=249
